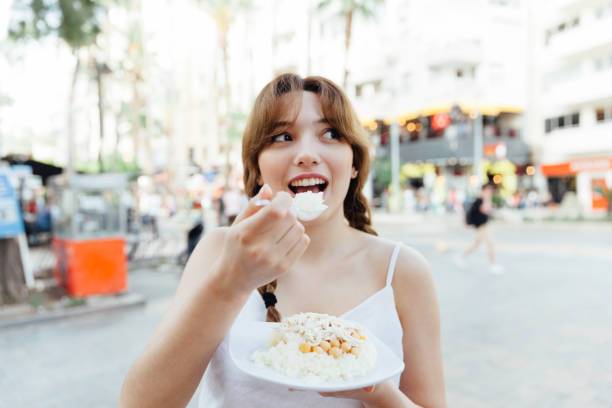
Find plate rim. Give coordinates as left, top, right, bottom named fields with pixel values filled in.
left=228, top=320, right=405, bottom=392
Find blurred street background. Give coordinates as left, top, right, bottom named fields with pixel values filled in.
left=1, top=0, right=612, bottom=407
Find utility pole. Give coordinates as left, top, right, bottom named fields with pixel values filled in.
left=390, top=121, right=401, bottom=212
left=473, top=110, right=484, bottom=190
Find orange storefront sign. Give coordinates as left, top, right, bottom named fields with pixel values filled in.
left=540, top=158, right=612, bottom=176
left=591, top=179, right=610, bottom=210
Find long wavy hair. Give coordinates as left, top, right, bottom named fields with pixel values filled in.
left=241, top=73, right=377, bottom=322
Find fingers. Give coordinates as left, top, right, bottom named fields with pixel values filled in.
left=240, top=191, right=295, bottom=236
left=276, top=221, right=307, bottom=254
left=363, top=385, right=375, bottom=393
left=318, top=384, right=375, bottom=399
left=233, top=184, right=274, bottom=225
left=283, top=231, right=310, bottom=261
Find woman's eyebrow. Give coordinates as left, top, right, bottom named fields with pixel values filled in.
left=271, top=121, right=292, bottom=132
left=271, top=118, right=328, bottom=131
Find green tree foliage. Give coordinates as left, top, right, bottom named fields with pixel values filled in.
left=9, top=0, right=105, bottom=50
left=317, top=0, right=383, bottom=89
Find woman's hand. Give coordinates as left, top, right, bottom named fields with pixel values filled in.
left=319, top=379, right=397, bottom=407
left=215, top=184, right=310, bottom=294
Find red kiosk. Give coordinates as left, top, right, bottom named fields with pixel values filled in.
left=48, top=173, right=128, bottom=297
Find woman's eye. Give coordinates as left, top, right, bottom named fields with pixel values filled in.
left=272, top=133, right=292, bottom=142
left=322, top=129, right=341, bottom=140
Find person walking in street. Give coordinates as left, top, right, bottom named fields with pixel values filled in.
left=120, top=74, right=446, bottom=408
left=455, top=183, right=504, bottom=273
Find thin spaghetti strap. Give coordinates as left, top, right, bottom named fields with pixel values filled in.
left=386, top=242, right=402, bottom=286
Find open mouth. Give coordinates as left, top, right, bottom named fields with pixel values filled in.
left=288, top=177, right=329, bottom=195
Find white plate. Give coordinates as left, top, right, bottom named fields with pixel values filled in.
left=229, top=321, right=405, bottom=392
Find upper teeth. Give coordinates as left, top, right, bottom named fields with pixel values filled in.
left=290, top=177, right=326, bottom=187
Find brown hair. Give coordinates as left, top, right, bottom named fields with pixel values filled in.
left=242, top=73, right=377, bottom=322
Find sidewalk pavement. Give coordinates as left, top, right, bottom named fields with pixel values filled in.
left=0, top=290, right=146, bottom=330
left=371, top=210, right=612, bottom=232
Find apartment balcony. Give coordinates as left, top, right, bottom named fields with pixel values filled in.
left=543, top=69, right=612, bottom=107
left=541, top=121, right=612, bottom=163
left=426, top=41, right=483, bottom=69
left=545, top=16, right=612, bottom=61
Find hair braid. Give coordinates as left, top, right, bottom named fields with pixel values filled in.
left=344, top=181, right=378, bottom=236
left=257, top=281, right=281, bottom=322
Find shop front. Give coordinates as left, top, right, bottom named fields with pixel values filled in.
left=540, top=158, right=612, bottom=214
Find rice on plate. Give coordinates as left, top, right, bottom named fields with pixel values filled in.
left=251, top=312, right=377, bottom=383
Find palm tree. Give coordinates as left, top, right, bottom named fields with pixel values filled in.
left=197, top=0, right=251, bottom=185
left=9, top=0, right=107, bottom=175
left=317, top=0, right=383, bottom=90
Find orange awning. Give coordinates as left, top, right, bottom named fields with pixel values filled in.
left=541, top=158, right=612, bottom=176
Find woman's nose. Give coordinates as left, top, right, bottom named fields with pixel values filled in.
left=293, top=138, right=320, bottom=167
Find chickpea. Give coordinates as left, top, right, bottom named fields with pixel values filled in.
left=341, top=342, right=352, bottom=353
left=329, top=347, right=341, bottom=359
left=330, top=339, right=340, bottom=348
left=351, top=346, right=360, bottom=357
left=299, top=343, right=311, bottom=354
left=319, top=341, right=331, bottom=352
left=312, top=346, right=324, bottom=354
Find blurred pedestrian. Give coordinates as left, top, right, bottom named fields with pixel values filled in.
left=454, top=184, right=504, bottom=273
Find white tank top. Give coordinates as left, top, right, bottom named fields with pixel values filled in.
left=198, top=242, right=404, bottom=408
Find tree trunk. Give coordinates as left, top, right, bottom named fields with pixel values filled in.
left=67, top=56, right=81, bottom=176
left=96, top=61, right=106, bottom=173
left=221, top=27, right=231, bottom=187
left=0, top=238, right=28, bottom=304
left=343, top=9, right=353, bottom=90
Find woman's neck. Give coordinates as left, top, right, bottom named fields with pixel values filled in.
left=300, top=211, right=356, bottom=263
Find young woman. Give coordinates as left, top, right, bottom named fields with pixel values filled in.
left=120, top=74, right=446, bottom=408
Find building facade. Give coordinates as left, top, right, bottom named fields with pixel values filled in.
left=530, top=0, right=612, bottom=214
left=348, top=0, right=531, bottom=208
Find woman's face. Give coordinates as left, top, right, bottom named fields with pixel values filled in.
left=257, top=91, right=355, bottom=222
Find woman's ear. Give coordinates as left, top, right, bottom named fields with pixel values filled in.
left=351, top=167, right=359, bottom=179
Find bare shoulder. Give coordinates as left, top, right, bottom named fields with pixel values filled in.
left=357, top=233, right=432, bottom=281
left=358, top=234, right=436, bottom=307
left=390, top=243, right=439, bottom=327
left=394, top=244, right=433, bottom=287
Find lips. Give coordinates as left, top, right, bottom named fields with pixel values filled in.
left=288, top=174, right=329, bottom=196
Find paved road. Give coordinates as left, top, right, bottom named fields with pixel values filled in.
left=1, top=214, right=611, bottom=407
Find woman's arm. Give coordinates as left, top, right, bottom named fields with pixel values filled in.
left=119, top=228, right=250, bottom=407
left=120, top=188, right=309, bottom=407
left=393, top=245, right=447, bottom=408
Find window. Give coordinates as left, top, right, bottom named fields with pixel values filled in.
left=545, top=112, right=580, bottom=133
left=558, top=116, right=565, bottom=128
left=596, top=107, right=612, bottom=123
left=546, top=15, right=582, bottom=45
